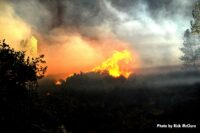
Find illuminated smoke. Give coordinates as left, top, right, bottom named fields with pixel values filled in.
left=1, top=0, right=194, bottom=80
left=0, top=1, right=37, bottom=57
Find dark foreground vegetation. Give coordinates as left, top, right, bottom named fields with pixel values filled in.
left=1, top=42, right=199, bottom=133
left=38, top=71, right=200, bottom=133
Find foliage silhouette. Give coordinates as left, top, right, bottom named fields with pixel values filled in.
left=38, top=71, right=200, bottom=133
left=1, top=40, right=199, bottom=133
left=0, top=40, right=50, bottom=132
left=181, top=1, right=200, bottom=69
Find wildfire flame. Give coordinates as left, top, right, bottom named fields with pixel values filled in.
left=55, top=80, right=62, bottom=86
left=19, top=36, right=38, bottom=58
left=93, top=50, right=133, bottom=78
left=29, top=36, right=38, bottom=57
left=1, top=1, right=141, bottom=85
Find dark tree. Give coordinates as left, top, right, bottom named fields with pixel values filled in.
left=191, top=1, right=200, bottom=34
left=0, top=40, right=47, bottom=132
left=180, top=1, right=200, bottom=69
left=180, top=30, right=200, bottom=69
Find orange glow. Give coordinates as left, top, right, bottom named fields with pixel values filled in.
left=21, top=36, right=38, bottom=58
left=0, top=3, right=32, bottom=50
left=0, top=3, right=141, bottom=80
left=29, top=36, right=38, bottom=57
left=39, top=34, right=103, bottom=79
left=55, top=80, right=62, bottom=85
left=37, top=32, right=141, bottom=80
left=0, top=3, right=38, bottom=58
left=93, top=50, right=133, bottom=78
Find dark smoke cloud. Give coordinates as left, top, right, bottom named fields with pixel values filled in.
left=145, top=0, right=195, bottom=18
left=7, top=0, right=107, bottom=35
left=7, top=0, right=195, bottom=35
left=5, top=0, right=198, bottom=67
left=39, top=0, right=103, bottom=29
left=107, top=0, right=196, bottom=67
left=109, top=0, right=194, bottom=19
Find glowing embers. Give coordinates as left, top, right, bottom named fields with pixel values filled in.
left=93, top=50, right=133, bottom=78
left=55, top=80, right=62, bottom=86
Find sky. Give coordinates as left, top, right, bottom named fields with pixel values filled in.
left=0, top=0, right=197, bottom=77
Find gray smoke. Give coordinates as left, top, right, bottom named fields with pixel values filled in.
left=7, top=0, right=111, bottom=36
left=6, top=0, right=197, bottom=67
left=108, top=0, right=196, bottom=67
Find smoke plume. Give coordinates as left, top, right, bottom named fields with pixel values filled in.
left=0, top=0, right=197, bottom=78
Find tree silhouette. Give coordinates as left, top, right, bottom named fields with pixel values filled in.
left=0, top=40, right=47, bottom=87
left=180, top=1, right=200, bottom=69
left=0, top=40, right=47, bottom=132
left=191, top=1, right=200, bottom=34
left=180, top=30, right=200, bottom=69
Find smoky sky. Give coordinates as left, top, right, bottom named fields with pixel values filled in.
left=110, top=0, right=193, bottom=20
left=7, top=0, right=104, bottom=34
left=7, top=0, right=194, bottom=33
left=5, top=0, right=198, bottom=67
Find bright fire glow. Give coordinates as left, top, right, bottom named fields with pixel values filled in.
left=23, top=36, right=38, bottom=57
left=93, top=50, right=133, bottom=78
left=55, top=80, right=62, bottom=85
left=29, top=36, right=38, bottom=57
left=0, top=3, right=140, bottom=80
